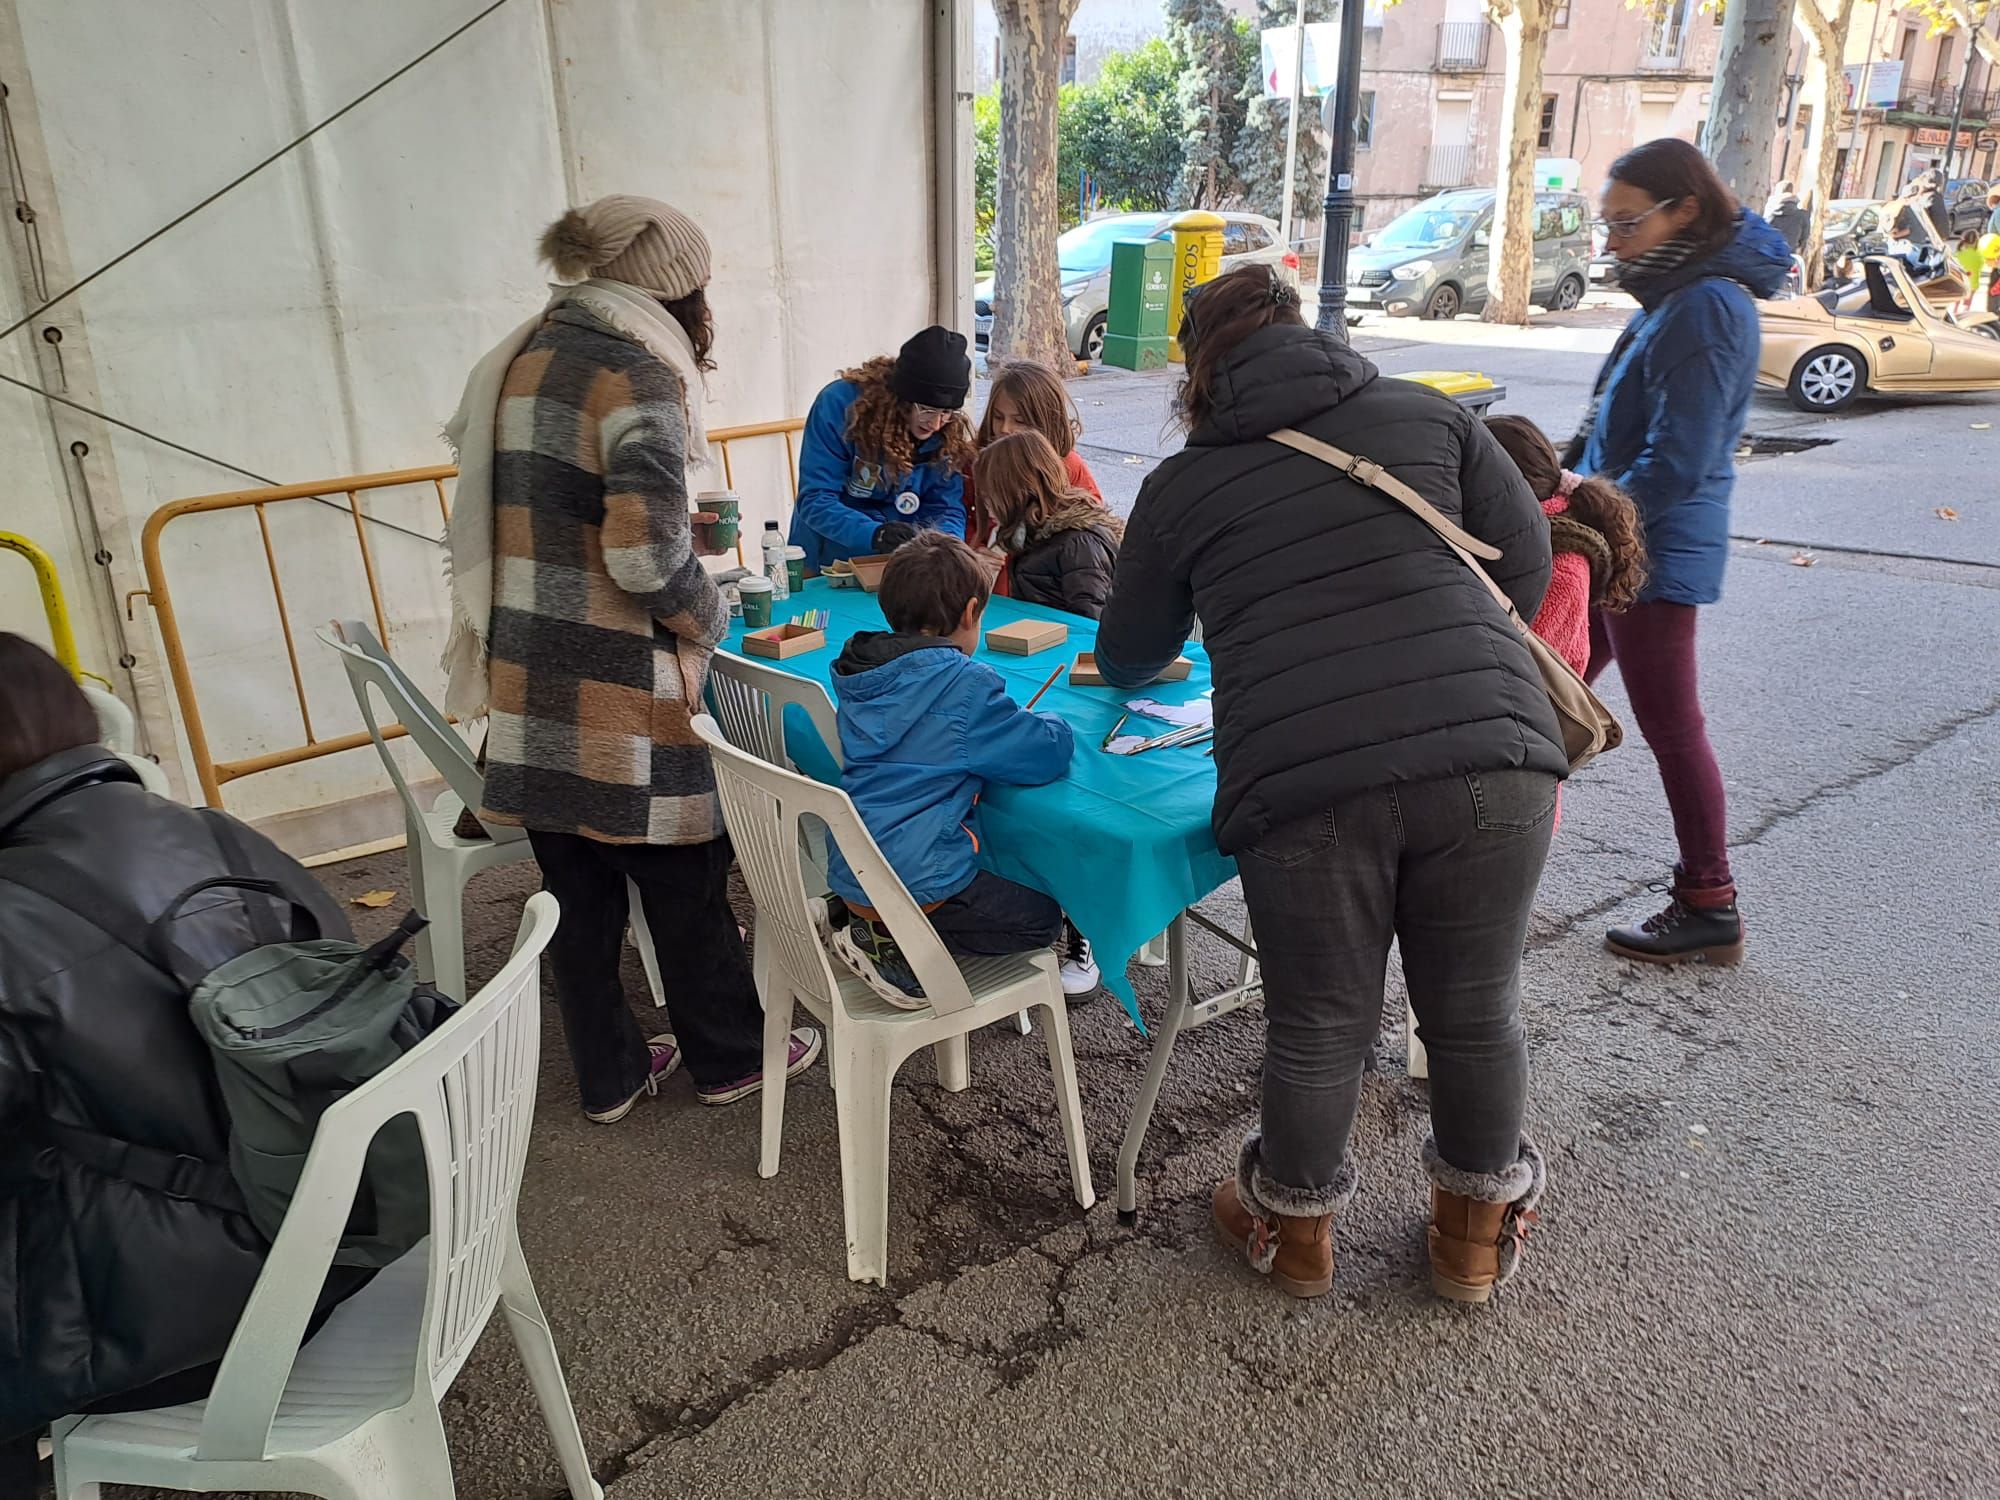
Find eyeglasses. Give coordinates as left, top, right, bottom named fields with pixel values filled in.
left=1594, top=199, right=1679, bottom=241
left=910, top=404, right=948, bottom=422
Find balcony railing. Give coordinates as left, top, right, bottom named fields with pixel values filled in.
left=1435, top=22, right=1490, bottom=71
left=1893, top=83, right=1996, bottom=120
left=1422, top=143, right=1475, bottom=190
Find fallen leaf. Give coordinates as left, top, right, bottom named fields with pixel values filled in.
left=351, top=889, right=396, bottom=908
left=1936, top=507, right=1960, bottom=521
left=1752, top=537, right=1770, bottom=545
left=1790, top=551, right=1816, bottom=567
left=1972, top=422, right=1991, bottom=430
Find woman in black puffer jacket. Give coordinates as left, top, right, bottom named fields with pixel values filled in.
left=1097, top=267, right=1565, bottom=1307
left=0, top=636, right=360, bottom=1470
left=973, top=430, right=1123, bottom=619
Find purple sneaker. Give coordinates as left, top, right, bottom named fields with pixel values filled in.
left=584, top=1033, right=681, bottom=1124
left=696, top=1027, right=824, bottom=1107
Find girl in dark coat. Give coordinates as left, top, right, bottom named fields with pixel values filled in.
left=0, top=636, right=359, bottom=1472
left=971, top=431, right=1123, bottom=620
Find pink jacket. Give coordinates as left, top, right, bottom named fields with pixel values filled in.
left=1530, top=494, right=1593, bottom=677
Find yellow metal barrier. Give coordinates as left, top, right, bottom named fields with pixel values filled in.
left=137, top=419, right=805, bottom=807
left=1, top=530, right=83, bottom=678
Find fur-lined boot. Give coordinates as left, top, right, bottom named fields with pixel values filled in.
left=1211, top=1133, right=1358, bottom=1299
left=1424, top=1134, right=1545, bottom=1305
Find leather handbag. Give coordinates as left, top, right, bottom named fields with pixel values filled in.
left=1270, top=426, right=1623, bottom=772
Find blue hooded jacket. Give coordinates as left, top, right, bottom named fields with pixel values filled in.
left=825, top=632, right=1073, bottom=909
left=1580, top=211, right=1791, bottom=606
left=788, top=378, right=967, bottom=571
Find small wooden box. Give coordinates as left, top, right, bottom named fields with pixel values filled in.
left=742, top=623, right=827, bottom=660
left=1069, top=652, right=1192, bottom=687
left=849, top=554, right=895, bottom=593
left=984, top=618, right=1069, bottom=657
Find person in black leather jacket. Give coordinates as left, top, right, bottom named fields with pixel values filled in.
left=0, top=635, right=358, bottom=1465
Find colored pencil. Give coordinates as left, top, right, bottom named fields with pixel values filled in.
left=1098, top=713, right=1129, bottom=750
left=1022, top=661, right=1066, bottom=713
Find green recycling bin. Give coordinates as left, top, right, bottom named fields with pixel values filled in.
left=1101, top=238, right=1173, bottom=371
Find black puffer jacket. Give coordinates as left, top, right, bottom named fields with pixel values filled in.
left=1095, top=323, right=1564, bottom=854
left=1006, top=504, right=1122, bottom=619
left=0, top=747, right=350, bottom=1438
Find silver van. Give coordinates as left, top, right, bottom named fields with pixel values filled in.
left=1345, top=189, right=1593, bottom=320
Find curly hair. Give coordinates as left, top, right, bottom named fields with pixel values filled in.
left=973, top=432, right=1123, bottom=552
left=1484, top=414, right=1649, bottom=613
left=840, top=356, right=977, bottom=480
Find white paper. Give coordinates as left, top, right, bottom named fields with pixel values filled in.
left=1125, top=696, right=1214, bottom=730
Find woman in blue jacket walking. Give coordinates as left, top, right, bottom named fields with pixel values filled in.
left=789, top=326, right=976, bottom=571
left=1572, top=138, right=1790, bottom=966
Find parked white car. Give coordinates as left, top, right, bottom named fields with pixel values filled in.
left=975, top=211, right=1295, bottom=362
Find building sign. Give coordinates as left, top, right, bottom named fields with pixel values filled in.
left=1841, top=60, right=1903, bottom=109
left=1913, top=127, right=1976, bottom=148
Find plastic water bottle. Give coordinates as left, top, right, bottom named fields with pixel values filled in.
left=763, top=521, right=790, bottom=601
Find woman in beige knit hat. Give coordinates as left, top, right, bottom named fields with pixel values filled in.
left=443, top=195, right=822, bottom=1122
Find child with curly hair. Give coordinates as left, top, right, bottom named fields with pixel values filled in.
left=972, top=431, right=1123, bottom=620
left=789, top=327, right=976, bottom=571
left=1484, top=414, right=1648, bottom=676
left=968, top=363, right=1103, bottom=594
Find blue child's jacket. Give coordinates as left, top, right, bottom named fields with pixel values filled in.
left=826, top=632, right=1072, bottom=908
left=788, top=378, right=967, bottom=571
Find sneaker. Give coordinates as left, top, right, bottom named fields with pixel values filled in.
left=1606, top=873, right=1745, bottom=967
left=1059, top=918, right=1101, bottom=1000
left=583, top=1033, right=681, bottom=1124
left=831, top=917, right=928, bottom=1008
left=696, top=1027, right=824, bottom=1106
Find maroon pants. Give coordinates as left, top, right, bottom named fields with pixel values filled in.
left=1586, top=601, right=1733, bottom=889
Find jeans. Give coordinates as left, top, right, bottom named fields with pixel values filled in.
left=1586, top=601, right=1733, bottom=888
left=925, top=871, right=1063, bottom=957
left=528, top=831, right=763, bottom=1109
left=1236, top=770, right=1556, bottom=1192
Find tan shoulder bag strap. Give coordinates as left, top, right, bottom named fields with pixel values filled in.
left=1269, top=427, right=1504, bottom=562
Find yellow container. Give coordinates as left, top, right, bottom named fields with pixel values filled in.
left=1167, top=210, right=1226, bottom=363
left=1392, top=369, right=1505, bottom=412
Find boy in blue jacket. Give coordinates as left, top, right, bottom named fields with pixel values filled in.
left=827, top=534, right=1099, bottom=1005
left=789, top=327, right=974, bottom=573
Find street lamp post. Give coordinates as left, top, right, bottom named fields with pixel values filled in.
left=1313, top=0, right=1369, bottom=337
left=1940, top=33, right=1981, bottom=193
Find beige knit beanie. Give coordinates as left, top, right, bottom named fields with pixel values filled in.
left=538, top=194, right=712, bottom=300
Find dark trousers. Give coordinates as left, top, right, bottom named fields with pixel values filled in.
left=1586, top=600, right=1733, bottom=888
left=1236, top=770, right=1555, bottom=1191
left=925, top=871, right=1063, bottom=958
left=527, top=831, right=763, bottom=1108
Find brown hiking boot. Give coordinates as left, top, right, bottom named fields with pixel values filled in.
left=1211, top=1133, right=1356, bottom=1299
left=1423, top=1135, right=1545, bottom=1306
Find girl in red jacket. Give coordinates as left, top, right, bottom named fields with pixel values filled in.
left=1486, top=415, right=1648, bottom=676
left=1486, top=415, right=1648, bottom=832
left=969, top=362, right=1102, bottom=593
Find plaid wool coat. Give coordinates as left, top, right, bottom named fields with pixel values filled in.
left=479, top=304, right=728, bottom=844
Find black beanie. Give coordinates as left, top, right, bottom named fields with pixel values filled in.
left=888, top=325, right=972, bottom=410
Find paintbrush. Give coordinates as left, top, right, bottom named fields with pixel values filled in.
left=1021, top=661, right=1066, bottom=713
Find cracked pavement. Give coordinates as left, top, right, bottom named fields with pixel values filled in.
left=149, top=318, right=2000, bottom=1499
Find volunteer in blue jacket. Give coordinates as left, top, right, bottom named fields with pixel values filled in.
left=789, top=326, right=976, bottom=571
left=1566, top=137, right=1790, bottom=967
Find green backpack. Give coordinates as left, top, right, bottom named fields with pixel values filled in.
left=16, top=811, right=455, bottom=1269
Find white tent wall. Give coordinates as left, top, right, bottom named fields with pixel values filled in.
left=0, top=0, right=967, bottom=855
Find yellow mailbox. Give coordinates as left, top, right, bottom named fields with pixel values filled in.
left=1167, top=210, right=1226, bottom=363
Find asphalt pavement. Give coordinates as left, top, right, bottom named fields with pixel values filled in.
left=203, top=305, right=2000, bottom=1500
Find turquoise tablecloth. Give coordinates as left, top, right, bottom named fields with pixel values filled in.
left=720, top=579, right=1236, bottom=1023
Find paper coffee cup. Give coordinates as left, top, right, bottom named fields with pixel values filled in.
left=696, top=489, right=741, bottom=549
left=739, top=574, right=774, bottom=628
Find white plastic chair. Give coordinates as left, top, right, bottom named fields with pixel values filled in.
left=704, top=651, right=1037, bottom=1039
left=49, top=892, right=603, bottom=1500
left=319, top=622, right=663, bottom=1008
left=694, top=713, right=1094, bottom=1285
